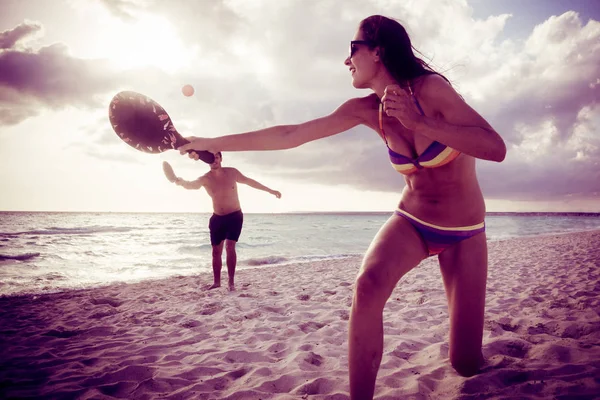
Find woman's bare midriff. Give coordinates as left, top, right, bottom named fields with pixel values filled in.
left=398, top=155, right=486, bottom=227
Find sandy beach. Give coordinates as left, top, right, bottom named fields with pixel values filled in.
left=1, top=230, right=599, bottom=399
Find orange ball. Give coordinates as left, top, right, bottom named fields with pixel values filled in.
left=182, top=84, right=194, bottom=97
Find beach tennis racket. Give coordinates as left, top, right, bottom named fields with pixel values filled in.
left=162, top=161, right=177, bottom=183
left=108, top=91, right=215, bottom=164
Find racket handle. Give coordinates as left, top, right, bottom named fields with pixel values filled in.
left=176, top=136, right=215, bottom=164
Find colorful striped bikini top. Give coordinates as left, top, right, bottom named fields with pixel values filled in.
left=379, top=84, right=461, bottom=175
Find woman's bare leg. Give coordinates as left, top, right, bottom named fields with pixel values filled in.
left=438, top=232, right=488, bottom=376
left=349, top=214, right=428, bottom=400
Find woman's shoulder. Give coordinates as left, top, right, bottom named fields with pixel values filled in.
left=331, top=94, right=379, bottom=126
left=412, top=74, right=463, bottom=113
left=414, top=73, right=454, bottom=97
left=338, top=93, right=379, bottom=114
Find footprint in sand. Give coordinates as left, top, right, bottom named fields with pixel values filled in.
left=323, top=290, right=337, bottom=295
left=561, top=322, right=599, bottom=339
left=90, top=297, right=123, bottom=307
left=264, top=306, right=286, bottom=315
left=497, top=370, right=531, bottom=386
left=244, top=310, right=261, bottom=319
left=337, top=310, right=350, bottom=321
left=486, top=339, right=531, bottom=358
left=499, top=322, right=519, bottom=332
left=140, top=296, right=157, bottom=304
left=549, top=298, right=573, bottom=309
left=390, top=349, right=411, bottom=360
left=180, top=319, right=201, bottom=328
left=304, top=351, right=324, bottom=366
left=90, top=309, right=118, bottom=319
left=42, top=329, right=81, bottom=338
left=268, top=342, right=288, bottom=353
left=296, top=377, right=333, bottom=396
left=227, top=368, right=249, bottom=380
left=299, top=321, right=326, bottom=333
left=199, top=303, right=223, bottom=315
left=485, top=319, right=519, bottom=332
left=481, top=355, right=516, bottom=371
left=297, top=294, right=310, bottom=301
left=527, top=322, right=556, bottom=336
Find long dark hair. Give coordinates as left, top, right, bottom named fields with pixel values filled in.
left=359, top=15, right=448, bottom=88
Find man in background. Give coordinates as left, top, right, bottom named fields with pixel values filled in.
left=172, top=152, right=281, bottom=291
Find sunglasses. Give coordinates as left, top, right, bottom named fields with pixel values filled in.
left=350, top=40, right=375, bottom=57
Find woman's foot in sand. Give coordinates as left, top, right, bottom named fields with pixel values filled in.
left=207, top=283, right=220, bottom=290
left=228, top=282, right=235, bottom=291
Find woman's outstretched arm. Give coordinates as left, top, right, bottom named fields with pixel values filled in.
left=178, top=98, right=364, bottom=154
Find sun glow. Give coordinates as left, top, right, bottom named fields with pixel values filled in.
left=92, top=13, right=195, bottom=72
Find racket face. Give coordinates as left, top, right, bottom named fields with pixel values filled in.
left=162, top=161, right=177, bottom=182
left=108, top=91, right=187, bottom=154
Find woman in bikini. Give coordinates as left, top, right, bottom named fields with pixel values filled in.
left=179, top=15, right=506, bottom=400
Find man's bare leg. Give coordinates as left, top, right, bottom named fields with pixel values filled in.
left=209, top=242, right=224, bottom=289
left=225, top=239, right=237, bottom=291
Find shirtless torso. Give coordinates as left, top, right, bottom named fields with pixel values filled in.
left=200, top=167, right=243, bottom=215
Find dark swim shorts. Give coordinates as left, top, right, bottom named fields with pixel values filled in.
left=209, top=210, right=244, bottom=246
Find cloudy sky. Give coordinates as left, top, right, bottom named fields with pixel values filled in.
left=1, top=0, right=599, bottom=213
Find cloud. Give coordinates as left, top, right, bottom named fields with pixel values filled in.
left=97, top=0, right=145, bottom=21
left=0, top=22, right=130, bottom=126
left=466, top=12, right=600, bottom=144
left=4, top=0, right=598, bottom=205
left=460, top=11, right=600, bottom=200
left=66, top=1, right=600, bottom=203
left=0, top=20, right=42, bottom=49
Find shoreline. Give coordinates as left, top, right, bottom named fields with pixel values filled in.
left=1, top=230, right=599, bottom=399
left=3, top=228, right=600, bottom=300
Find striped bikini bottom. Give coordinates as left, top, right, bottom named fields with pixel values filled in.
left=395, top=209, right=485, bottom=256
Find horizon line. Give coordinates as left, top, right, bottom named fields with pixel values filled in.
left=1, top=210, right=600, bottom=216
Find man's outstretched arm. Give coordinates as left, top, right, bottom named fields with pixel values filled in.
left=234, top=169, right=281, bottom=198
left=174, top=176, right=205, bottom=190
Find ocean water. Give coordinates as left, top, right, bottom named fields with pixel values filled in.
left=1, top=211, right=599, bottom=297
